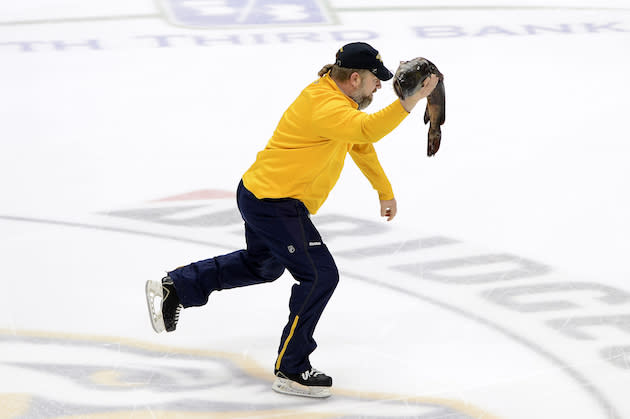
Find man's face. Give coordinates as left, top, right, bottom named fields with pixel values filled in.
left=352, top=72, right=382, bottom=110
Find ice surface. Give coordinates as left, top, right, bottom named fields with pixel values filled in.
left=1, top=1, right=629, bottom=418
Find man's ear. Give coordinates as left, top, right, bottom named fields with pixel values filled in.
left=349, top=71, right=362, bottom=88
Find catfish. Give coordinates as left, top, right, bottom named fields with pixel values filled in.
left=393, top=58, right=446, bottom=156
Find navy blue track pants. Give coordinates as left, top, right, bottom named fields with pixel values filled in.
left=168, top=180, right=339, bottom=375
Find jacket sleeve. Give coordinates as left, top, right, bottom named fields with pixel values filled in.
left=349, top=143, right=394, bottom=200
left=312, top=98, right=409, bottom=144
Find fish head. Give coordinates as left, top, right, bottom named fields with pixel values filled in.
left=393, top=57, right=443, bottom=99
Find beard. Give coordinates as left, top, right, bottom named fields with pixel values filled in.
left=351, top=92, right=373, bottom=110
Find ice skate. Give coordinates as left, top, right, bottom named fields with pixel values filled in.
left=272, top=368, right=332, bottom=398
left=145, top=276, right=183, bottom=333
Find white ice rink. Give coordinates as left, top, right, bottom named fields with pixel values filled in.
left=1, top=1, right=630, bottom=418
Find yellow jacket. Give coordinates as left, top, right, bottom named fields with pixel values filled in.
left=242, top=73, right=409, bottom=214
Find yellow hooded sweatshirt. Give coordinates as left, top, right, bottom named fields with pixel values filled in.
left=242, top=73, right=409, bottom=214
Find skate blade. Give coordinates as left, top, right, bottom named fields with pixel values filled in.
left=272, top=377, right=331, bottom=398
left=145, top=280, right=166, bottom=333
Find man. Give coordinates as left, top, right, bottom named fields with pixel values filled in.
left=146, top=42, right=439, bottom=398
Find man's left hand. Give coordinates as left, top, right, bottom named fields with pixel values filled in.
left=380, top=198, right=397, bottom=221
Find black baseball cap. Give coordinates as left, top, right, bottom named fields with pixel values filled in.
left=335, top=42, right=394, bottom=81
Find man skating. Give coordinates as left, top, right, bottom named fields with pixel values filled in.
left=146, top=42, right=438, bottom=398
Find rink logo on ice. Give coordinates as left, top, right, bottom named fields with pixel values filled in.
left=0, top=330, right=488, bottom=418
left=159, top=0, right=335, bottom=28
left=2, top=190, right=629, bottom=417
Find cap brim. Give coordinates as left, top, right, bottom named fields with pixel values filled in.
left=376, top=64, right=394, bottom=81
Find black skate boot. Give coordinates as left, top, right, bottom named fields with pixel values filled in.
left=145, top=276, right=183, bottom=333
left=272, top=367, right=333, bottom=398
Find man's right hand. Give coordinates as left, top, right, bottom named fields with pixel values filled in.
left=400, top=74, right=439, bottom=112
